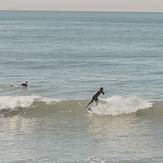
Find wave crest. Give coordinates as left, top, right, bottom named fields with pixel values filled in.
left=0, top=96, right=59, bottom=111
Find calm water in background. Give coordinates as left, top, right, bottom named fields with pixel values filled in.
left=0, top=11, right=163, bottom=162
left=0, top=11, right=163, bottom=99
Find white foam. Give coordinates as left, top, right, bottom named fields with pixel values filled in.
left=0, top=96, right=59, bottom=111
left=90, top=96, right=153, bottom=116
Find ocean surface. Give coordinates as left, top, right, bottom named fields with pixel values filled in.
left=0, top=11, right=163, bottom=162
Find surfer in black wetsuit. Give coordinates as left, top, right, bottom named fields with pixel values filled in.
left=85, top=87, right=105, bottom=108
left=21, top=81, right=28, bottom=88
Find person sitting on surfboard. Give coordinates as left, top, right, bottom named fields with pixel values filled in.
left=21, top=81, right=28, bottom=88
left=85, top=87, right=105, bottom=108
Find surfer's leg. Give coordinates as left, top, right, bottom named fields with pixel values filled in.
left=85, top=99, right=94, bottom=108
left=95, top=98, right=98, bottom=105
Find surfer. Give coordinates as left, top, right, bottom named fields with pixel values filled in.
left=85, top=87, right=105, bottom=108
left=21, top=81, right=28, bottom=88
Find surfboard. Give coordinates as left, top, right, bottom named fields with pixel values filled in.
left=78, top=102, right=92, bottom=113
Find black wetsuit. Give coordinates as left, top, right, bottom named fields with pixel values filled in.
left=92, top=90, right=104, bottom=102
left=85, top=88, right=105, bottom=108
left=21, top=83, right=28, bottom=87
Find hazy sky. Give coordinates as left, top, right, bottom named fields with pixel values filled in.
left=0, top=0, right=163, bottom=11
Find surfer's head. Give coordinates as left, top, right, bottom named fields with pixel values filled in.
left=100, top=87, right=103, bottom=91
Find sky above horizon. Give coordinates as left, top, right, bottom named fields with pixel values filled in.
left=0, top=0, right=163, bottom=12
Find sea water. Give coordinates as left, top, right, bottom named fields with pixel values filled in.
left=0, top=11, right=163, bottom=162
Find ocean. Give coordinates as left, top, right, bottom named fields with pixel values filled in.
left=0, top=11, right=163, bottom=162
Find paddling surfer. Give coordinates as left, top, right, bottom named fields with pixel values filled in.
left=85, top=87, right=105, bottom=108
left=21, top=81, right=28, bottom=88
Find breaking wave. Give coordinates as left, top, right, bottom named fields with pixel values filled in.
left=0, top=95, right=61, bottom=110
left=0, top=95, right=153, bottom=116
left=89, top=96, right=153, bottom=115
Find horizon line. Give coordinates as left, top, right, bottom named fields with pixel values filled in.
left=0, top=9, right=163, bottom=13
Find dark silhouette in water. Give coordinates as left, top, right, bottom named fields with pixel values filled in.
left=86, top=87, right=105, bottom=108
left=21, top=81, right=28, bottom=88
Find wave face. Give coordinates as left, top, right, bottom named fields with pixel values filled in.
left=0, top=95, right=153, bottom=116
